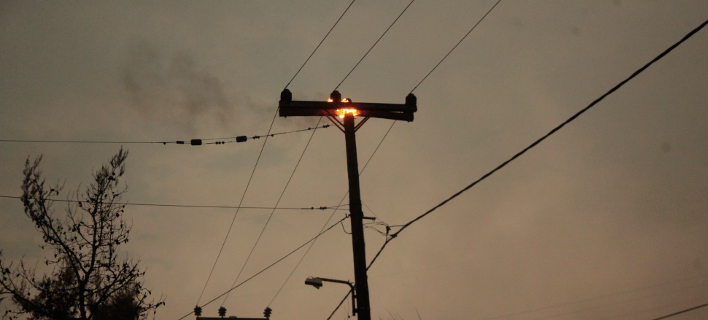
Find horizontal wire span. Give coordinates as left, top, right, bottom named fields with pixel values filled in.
left=0, top=195, right=346, bottom=211
left=0, top=125, right=330, bottom=145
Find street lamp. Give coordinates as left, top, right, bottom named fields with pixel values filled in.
left=305, top=277, right=357, bottom=315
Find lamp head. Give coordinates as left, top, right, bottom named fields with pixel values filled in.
left=305, top=277, right=323, bottom=289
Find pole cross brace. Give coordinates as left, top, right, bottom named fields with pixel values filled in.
left=278, top=89, right=417, bottom=123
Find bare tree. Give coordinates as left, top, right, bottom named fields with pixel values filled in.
left=1, top=149, right=164, bottom=320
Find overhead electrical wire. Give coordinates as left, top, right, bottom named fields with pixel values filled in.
left=0, top=125, right=329, bottom=146
left=284, top=0, right=357, bottom=89
left=267, top=6, right=409, bottom=301
left=195, top=107, right=280, bottom=306
left=266, top=5, right=416, bottom=306
left=528, top=281, right=708, bottom=320
left=477, top=273, right=708, bottom=320
left=0, top=195, right=345, bottom=211
left=177, top=215, right=349, bottom=320
left=649, top=302, right=708, bottom=320
left=266, top=119, right=397, bottom=307
left=196, top=0, right=359, bottom=306
left=392, top=17, right=708, bottom=240
left=195, top=0, right=360, bottom=310
left=325, top=15, right=708, bottom=320
left=334, top=0, right=415, bottom=91
left=220, top=117, right=324, bottom=307
left=409, top=0, right=501, bottom=93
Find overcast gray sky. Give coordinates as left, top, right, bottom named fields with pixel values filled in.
left=2, top=1, right=708, bottom=319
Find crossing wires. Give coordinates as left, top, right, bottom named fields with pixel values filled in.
left=194, top=106, right=279, bottom=306
left=177, top=215, right=349, bottom=320
left=266, top=104, right=399, bottom=308
left=0, top=194, right=345, bottom=211
left=410, top=0, right=502, bottom=93
left=219, top=117, right=324, bottom=307
left=284, top=0, right=357, bottom=89
left=325, top=16, right=708, bottom=320
left=334, top=0, right=415, bottom=91
left=196, top=0, right=357, bottom=309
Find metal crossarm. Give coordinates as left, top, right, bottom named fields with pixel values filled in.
left=279, top=89, right=416, bottom=122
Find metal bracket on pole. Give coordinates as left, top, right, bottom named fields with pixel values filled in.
left=320, top=278, right=357, bottom=315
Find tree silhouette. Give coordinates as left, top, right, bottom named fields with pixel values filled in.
left=0, top=149, right=164, bottom=320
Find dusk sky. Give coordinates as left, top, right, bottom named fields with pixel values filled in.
left=2, top=1, right=708, bottom=319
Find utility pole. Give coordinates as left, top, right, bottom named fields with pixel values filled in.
left=279, top=89, right=416, bottom=320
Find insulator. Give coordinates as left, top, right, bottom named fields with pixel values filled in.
left=405, top=93, right=417, bottom=106
left=193, top=306, right=202, bottom=316
left=280, top=89, right=292, bottom=102
left=190, top=139, right=202, bottom=146
left=330, top=90, right=341, bottom=103
left=176, top=141, right=185, bottom=144
left=236, top=136, right=247, bottom=142
left=218, top=306, right=226, bottom=317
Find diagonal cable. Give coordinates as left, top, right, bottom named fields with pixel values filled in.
left=650, top=302, right=708, bottom=320
left=284, top=0, right=357, bottom=89
left=334, top=0, right=415, bottom=91
left=178, top=215, right=348, bottom=320
left=267, top=120, right=397, bottom=306
left=220, top=117, right=323, bottom=306
left=326, top=16, right=708, bottom=320
left=195, top=109, right=279, bottom=306
left=410, top=0, right=502, bottom=93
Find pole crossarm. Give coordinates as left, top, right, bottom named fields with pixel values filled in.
left=279, top=89, right=417, bottom=122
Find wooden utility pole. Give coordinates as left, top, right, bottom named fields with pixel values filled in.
left=279, top=89, right=416, bottom=320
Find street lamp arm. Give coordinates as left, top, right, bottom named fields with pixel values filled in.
left=318, top=278, right=354, bottom=289
left=306, top=277, right=357, bottom=315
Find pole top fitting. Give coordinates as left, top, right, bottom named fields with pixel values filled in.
left=330, top=90, right=341, bottom=102
left=405, top=93, right=417, bottom=106
left=280, top=89, right=292, bottom=102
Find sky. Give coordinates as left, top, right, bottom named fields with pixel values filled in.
left=1, top=1, right=708, bottom=319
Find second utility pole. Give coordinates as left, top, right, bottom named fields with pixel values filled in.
left=279, top=89, right=416, bottom=320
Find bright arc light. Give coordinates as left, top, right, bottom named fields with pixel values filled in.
left=336, top=108, right=358, bottom=119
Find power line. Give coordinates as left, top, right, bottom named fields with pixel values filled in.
left=649, top=302, right=708, bottom=320
left=266, top=120, right=398, bottom=307
left=267, top=4, right=411, bottom=306
left=195, top=108, right=280, bottom=306
left=334, top=0, right=415, bottom=91
left=0, top=125, right=329, bottom=146
left=284, top=0, right=357, bottom=89
left=177, top=215, right=348, bottom=320
left=221, top=117, right=324, bottom=307
left=394, top=17, right=708, bottom=238
left=196, top=0, right=358, bottom=303
left=268, top=192, right=349, bottom=307
left=409, top=0, right=502, bottom=93
left=196, top=0, right=357, bottom=306
left=0, top=194, right=345, bottom=211
left=326, top=16, right=708, bottom=320
left=477, top=273, right=708, bottom=320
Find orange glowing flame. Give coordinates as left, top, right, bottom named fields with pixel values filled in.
left=336, top=108, right=358, bottom=118
left=328, top=98, right=334, bottom=102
